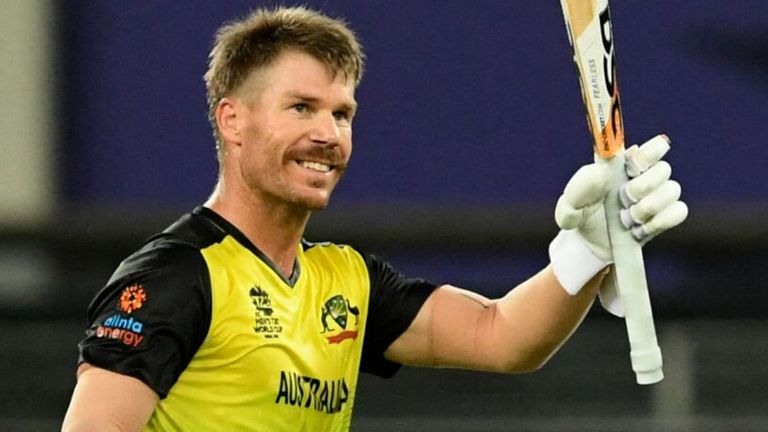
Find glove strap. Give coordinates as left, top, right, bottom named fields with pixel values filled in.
left=548, top=229, right=611, bottom=295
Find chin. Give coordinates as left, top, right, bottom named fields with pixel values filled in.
left=294, top=193, right=332, bottom=211
left=283, top=182, right=338, bottom=211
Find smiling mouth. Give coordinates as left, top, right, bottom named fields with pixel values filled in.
left=298, top=160, right=333, bottom=173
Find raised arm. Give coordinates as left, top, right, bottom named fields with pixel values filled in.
left=385, top=265, right=605, bottom=372
left=385, top=135, right=687, bottom=373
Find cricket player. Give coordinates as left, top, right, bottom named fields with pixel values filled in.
left=62, top=6, right=687, bottom=431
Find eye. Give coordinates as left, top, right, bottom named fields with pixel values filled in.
left=333, top=110, right=353, bottom=123
left=291, top=103, right=309, bottom=113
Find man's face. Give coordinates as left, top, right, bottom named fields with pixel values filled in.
left=231, top=50, right=357, bottom=211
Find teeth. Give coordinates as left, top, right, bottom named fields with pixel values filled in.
left=300, top=161, right=331, bottom=172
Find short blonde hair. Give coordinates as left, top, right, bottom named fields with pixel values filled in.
left=204, top=6, right=365, bottom=159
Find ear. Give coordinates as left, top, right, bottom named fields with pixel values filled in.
left=216, top=97, right=241, bottom=146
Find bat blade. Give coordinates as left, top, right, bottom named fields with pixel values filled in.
left=560, top=0, right=664, bottom=385
left=561, top=0, right=625, bottom=159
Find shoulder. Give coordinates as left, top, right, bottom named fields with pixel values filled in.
left=89, top=209, right=222, bottom=318
left=301, top=240, right=395, bottom=268
left=301, top=239, right=367, bottom=269
left=110, top=208, right=225, bottom=281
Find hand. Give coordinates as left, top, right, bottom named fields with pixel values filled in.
left=619, top=137, right=689, bottom=244
left=549, top=135, right=688, bottom=297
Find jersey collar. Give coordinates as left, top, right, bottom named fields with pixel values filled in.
left=192, top=206, right=302, bottom=287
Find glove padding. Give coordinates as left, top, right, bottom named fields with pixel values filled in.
left=549, top=134, right=688, bottom=315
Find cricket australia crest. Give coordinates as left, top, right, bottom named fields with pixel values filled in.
left=320, top=294, right=360, bottom=344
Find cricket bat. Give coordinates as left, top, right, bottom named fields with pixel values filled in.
left=560, top=0, right=664, bottom=384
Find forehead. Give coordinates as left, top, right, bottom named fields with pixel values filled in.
left=244, top=50, right=356, bottom=103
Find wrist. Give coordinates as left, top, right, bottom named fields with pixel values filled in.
left=548, top=229, right=611, bottom=295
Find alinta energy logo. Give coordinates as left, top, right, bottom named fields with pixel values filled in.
left=94, top=283, right=148, bottom=347
left=95, top=314, right=145, bottom=347
left=320, top=294, right=360, bottom=344
left=119, top=284, right=147, bottom=314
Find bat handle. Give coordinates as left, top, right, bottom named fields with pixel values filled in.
left=603, top=152, right=664, bottom=385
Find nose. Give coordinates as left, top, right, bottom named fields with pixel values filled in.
left=308, top=112, right=341, bottom=146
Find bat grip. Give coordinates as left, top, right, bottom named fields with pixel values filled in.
left=602, top=152, right=664, bottom=385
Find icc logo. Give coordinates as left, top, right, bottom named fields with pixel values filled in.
left=250, top=285, right=282, bottom=338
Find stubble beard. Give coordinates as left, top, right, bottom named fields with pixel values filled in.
left=242, top=137, right=349, bottom=215
left=247, top=164, right=344, bottom=216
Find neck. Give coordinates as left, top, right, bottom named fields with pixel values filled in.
left=204, top=180, right=310, bottom=279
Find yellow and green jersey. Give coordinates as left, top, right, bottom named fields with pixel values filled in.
left=79, top=206, right=436, bottom=431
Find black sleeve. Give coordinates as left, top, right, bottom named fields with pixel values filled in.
left=78, top=240, right=211, bottom=398
left=360, top=254, right=438, bottom=378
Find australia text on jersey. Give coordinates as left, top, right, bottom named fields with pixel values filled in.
left=275, top=370, right=349, bottom=414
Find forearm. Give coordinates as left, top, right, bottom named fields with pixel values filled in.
left=391, top=265, right=605, bottom=373
left=484, top=264, right=605, bottom=372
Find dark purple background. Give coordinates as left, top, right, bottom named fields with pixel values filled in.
left=59, top=1, right=768, bottom=208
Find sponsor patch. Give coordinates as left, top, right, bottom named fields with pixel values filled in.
left=95, top=313, right=145, bottom=347
left=119, top=284, right=146, bottom=314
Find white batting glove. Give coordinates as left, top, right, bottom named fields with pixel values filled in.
left=548, top=135, right=688, bottom=313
